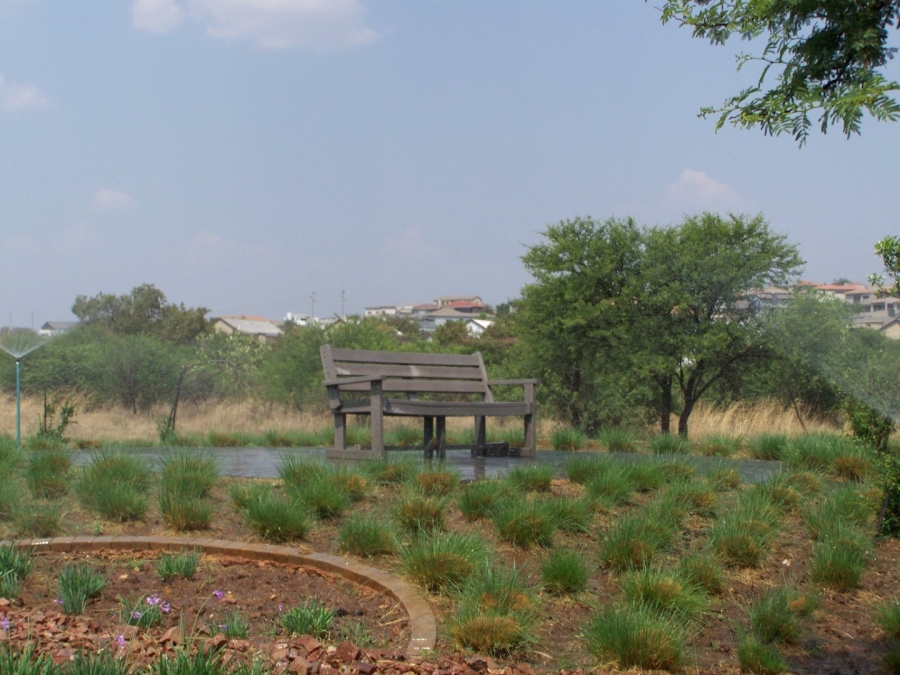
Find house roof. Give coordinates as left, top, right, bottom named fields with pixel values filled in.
left=40, top=321, right=78, bottom=330
left=214, top=316, right=282, bottom=337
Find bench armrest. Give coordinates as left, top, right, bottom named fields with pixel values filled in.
left=488, top=379, right=540, bottom=387
left=324, top=375, right=385, bottom=387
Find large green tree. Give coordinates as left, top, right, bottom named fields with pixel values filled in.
left=658, top=0, right=900, bottom=143
left=518, top=213, right=803, bottom=436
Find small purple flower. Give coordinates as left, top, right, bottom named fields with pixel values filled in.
left=130, top=611, right=143, bottom=620
left=213, top=590, right=224, bottom=599
left=278, top=604, right=284, bottom=612
left=54, top=598, right=63, bottom=605
left=146, top=595, right=161, bottom=606
left=1, top=616, right=9, bottom=631
left=219, top=624, right=227, bottom=631
left=116, top=635, right=126, bottom=647
left=161, top=601, right=171, bottom=614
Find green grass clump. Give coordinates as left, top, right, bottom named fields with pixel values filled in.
left=159, top=491, right=214, bottom=531
left=159, top=450, right=219, bottom=498
left=153, top=648, right=231, bottom=675
left=14, top=501, right=63, bottom=538
left=551, top=427, right=587, bottom=451
left=0, top=644, right=56, bottom=675
left=709, top=490, right=781, bottom=567
left=649, top=434, right=690, bottom=455
left=782, top=433, right=858, bottom=474
left=0, top=479, right=24, bottom=522
left=393, top=492, right=446, bottom=534
left=748, top=434, right=788, bottom=461
left=414, top=469, right=460, bottom=496
left=783, top=470, right=823, bottom=495
left=541, top=548, right=589, bottom=595
left=661, top=480, right=717, bottom=518
left=120, top=593, right=166, bottom=628
left=457, top=479, right=510, bottom=521
left=0, top=543, right=32, bottom=600
left=597, top=428, right=637, bottom=452
left=361, top=458, right=419, bottom=486
left=400, top=532, right=490, bottom=593
left=75, top=451, right=152, bottom=521
left=504, top=465, right=554, bottom=492
left=281, top=600, right=335, bottom=638
left=65, top=650, right=131, bottom=675
left=584, top=602, right=687, bottom=671
left=228, top=480, right=271, bottom=511
left=25, top=450, right=71, bottom=499
left=748, top=473, right=804, bottom=510
left=675, top=551, right=726, bottom=595
left=491, top=499, right=556, bottom=549
left=697, top=434, right=741, bottom=457
left=209, top=609, right=249, bottom=639
left=156, top=549, right=200, bottom=580
left=737, top=630, right=789, bottom=674
left=276, top=456, right=331, bottom=490
left=385, top=424, right=423, bottom=448
left=810, top=525, right=870, bottom=591
left=802, top=485, right=874, bottom=539
left=707, top=467, right=742, bottom=491
left=600, top=511, right=676, bottom=571
left=206, top=431, right=247, bottom=447
left=58, top=563, right=107, bottom=615
left=621, top=567, right=707, bottom=621
left=747, top=586, right=816, bottom=645
left=542, top=496, right=593, bottom=533
left=262, top=429, right=302, bottom=447
left=566, top=454, right=611, bottom=484
left=337, top=514, right=396, bottom=557
left=876, top=598, right=900, bottom=640
left=289, top=476, right=352, bottom=519
left=623, top=460, right=669, bottom=492
left=241, top=490, right=311, bottom=542
left=585, top=466, right=636, bottom=508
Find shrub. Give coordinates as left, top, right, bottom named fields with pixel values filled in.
left=600, top=512, right=676, bottom=571
left=621, top=567, right=707, bottom=621
left=649, top=434, right=690, bottom=455
left=584, top=602, right=687, bottom=671
left=810, top=526, right=870, bottom=591
left=550, top=427, right=587, bottom=451
left=156, top=550, right=200, bottom=580
left=14, top=502, right=63, bottom=538
left=737, top=630, right=789, bottom=675
left=597, top=428, right=636, bottom=452
left=393, top=492, right=446, bottom=534
left=492, top=499, right=556, bottom=549
left=504, top=465, right=554, bottom=492
left=400, top=532, right=490, bottom=593
left=747, top=586, right=816, bottom=644
left=748, top=434, right=788, bottom=461
left=25, top=450, right=71, bottom=499
left=697, top=434, right=741, bottom=457
left=541, top=548, right=589, bottom=595
left=414, top=469, right=460, bottom=496
left=337, top=514, right=396, bottom=557
left=675, top=551, right=726, bottom=595
left=75, top=451, right=152, bottom=521
left=457, top=479, right=509, bottom=520
left=242, top=490, right=311, bottom=542
left=58, top=563, right=107, bottom=615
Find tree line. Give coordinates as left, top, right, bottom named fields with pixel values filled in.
left=3, top=212, right=899, bottom=440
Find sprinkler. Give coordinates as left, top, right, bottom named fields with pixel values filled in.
left=0, top=329, right=50, bottom=446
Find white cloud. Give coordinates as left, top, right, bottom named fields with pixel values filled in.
left=664, top=168, right=752, bottom=214
left=132, top=0, right=185, bottom=33
left=0, top=71, right=49, bottom=112
left=384, top=227, right=435, bottom=256
left=187, top=229, right=270, bottom=259
left=132, top=0, right=378, bottom=50
left=93, top=188, right=136, bottom=210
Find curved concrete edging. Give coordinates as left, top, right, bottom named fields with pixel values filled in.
left=3, top=536, right=437, bottom=658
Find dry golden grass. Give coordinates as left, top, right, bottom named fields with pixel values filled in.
left=0, top=395, right=842, bottom=445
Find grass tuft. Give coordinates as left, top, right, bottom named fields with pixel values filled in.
left=541, top=548, right=589, bottom=595
left=58, top=563, right=107, bottom=615
left=737, top=629, right=789, bottom=674
left=621, top=567, right=707, bottom=621
left=400, top=532, right=490, bottom=593
left=457, top=479, right=510, bottom=521
left=649, top=434, right=690, bottom=455
left=241, top=490, right=311, bottom=542
left=337, top=514, right=396, bottom=557
left=550, top=427, right=587, bottom=451
left=281, top=600, right=334, bottom=638
left=25, top=450, right=71, bottom=499
left=810, top=525, right=870, bottom=591
left=156, top=549, right=200, bottom=580
left=491, top=498, right=556, bottom=549
left=393, top=492, right=446, bottom=534
left=504, top=465, right=554, bottom=492
left=584, top=602, right=687, bottom=671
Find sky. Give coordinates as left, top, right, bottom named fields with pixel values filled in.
left=1, top=1, right=898, bottom=327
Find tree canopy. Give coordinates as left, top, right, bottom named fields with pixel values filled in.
left=658, top=0, right=900, bottom=143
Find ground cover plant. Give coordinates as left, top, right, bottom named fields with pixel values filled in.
left=0, top=431, right=895, bottom=674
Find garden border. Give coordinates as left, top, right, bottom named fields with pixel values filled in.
left=0, top=536, right=437, bottom=657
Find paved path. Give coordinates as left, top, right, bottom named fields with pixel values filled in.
left=71, top=446, right=780, bottom=483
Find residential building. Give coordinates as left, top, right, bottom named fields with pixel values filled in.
left=212, top=315, right=283, bottom=343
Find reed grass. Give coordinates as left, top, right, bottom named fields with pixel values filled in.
left=541, top=548, right=589, bottom=595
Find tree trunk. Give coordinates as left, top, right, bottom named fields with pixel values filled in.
left=656, top=375, right=672, bottom=434
left=678, top=395, right=695, bottom=438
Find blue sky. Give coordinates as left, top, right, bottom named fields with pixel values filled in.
left=1, top=1, right=898, bottom=326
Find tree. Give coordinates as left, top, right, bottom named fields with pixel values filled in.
left=72, top=284, right=209, bottom=345
left=518, top=213, right=803, bottom=436
left=658, top=1, right=900, bottom=143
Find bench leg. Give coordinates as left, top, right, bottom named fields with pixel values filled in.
left=436, top=417, right=446, bottom=460
left=370, top=384, right=385, bottom=458
left=333, top=413, right=347, bottom=452
left=424, top=417, right=434, bottom=449
left=523, top=414, right=536, bottom=458
left=475, top=416, right=486, bottom=447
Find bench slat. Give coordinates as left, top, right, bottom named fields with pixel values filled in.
left=337, top=399, right=530, bottom=417
left=334, top=362, right=485, bottom=381
left=329, top=347, right=481, bottom=367
left=334, top=379, right=488, bottom=394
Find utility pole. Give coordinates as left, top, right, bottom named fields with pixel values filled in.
left=311, top=292, right=316, bottom=321
left=341, top=288, right=346, bottom=320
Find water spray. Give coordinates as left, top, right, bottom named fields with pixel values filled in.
left=0, top=329, right=50, bottom=446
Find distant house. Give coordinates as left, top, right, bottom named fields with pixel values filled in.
left=466, top=318, right=494, bottom=338
left=38, top=321, right=78, bottom=337
left=212, top=315, right=283, bottom=343
left=418, top=307, right=484, bottom=333
left=435, top=295, right=483, bottom=308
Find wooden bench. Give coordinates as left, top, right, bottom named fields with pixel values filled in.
left=320, top=345, right=537, bottom=459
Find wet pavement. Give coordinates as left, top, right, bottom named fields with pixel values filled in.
left=70, top=446, right=781, bottom=483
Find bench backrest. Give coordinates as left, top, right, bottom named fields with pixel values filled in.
left=321, top=345, right=492, bottom=399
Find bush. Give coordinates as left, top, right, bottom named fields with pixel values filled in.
left=400, top=532, right=490, bottom=593
left=584, top=603, right=687, bottom=671
left=550, top=427, right=587, bottom=451
left=541, top=549, right=589, bottom=595
left=492, top=499, right=556, bottom=549
left=337, top=514, right=396, bottom=557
